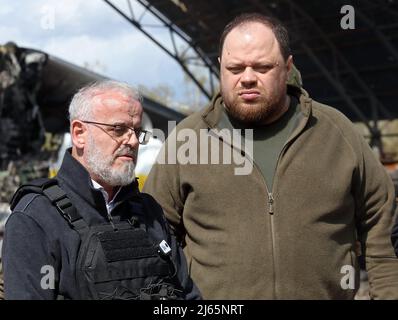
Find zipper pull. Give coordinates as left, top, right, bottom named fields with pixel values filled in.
left=268, top=193, right=274, bottom=215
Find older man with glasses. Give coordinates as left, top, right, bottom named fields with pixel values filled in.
left=1, top=80, right=201, bottom=300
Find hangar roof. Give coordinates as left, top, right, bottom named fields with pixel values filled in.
left=139, top=0, right=398, bottom=124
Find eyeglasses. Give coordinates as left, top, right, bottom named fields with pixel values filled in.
left=81, top=120, right=151, bottom=145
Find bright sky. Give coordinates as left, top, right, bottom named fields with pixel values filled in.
left=0, top=0, right=208, bottom=109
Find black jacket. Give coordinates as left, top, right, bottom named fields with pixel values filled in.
left=2, top=150, right=201, bottom=299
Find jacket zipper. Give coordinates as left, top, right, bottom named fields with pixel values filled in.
left=252, top=134, right=295, bottom=299
left=268, top=192, right=274, bottom=214
left=209, top=128, right=279, bottom=297
left=267, top=150, right=285, bottom=299
left=250, top=160, right=277, bottom=299
left=205, top=95, right=310, bottom=298
left=267, top=115, right=308, bottom=297
left=209, top=120, right=304, bottom=299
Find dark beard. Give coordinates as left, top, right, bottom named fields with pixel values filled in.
left=223, top=95, right=285, bottom=126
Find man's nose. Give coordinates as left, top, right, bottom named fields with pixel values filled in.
left=241, top=67, right=257, bottom=86
left=123, top=129, right=139, bottom=147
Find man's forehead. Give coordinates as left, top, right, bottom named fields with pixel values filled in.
left=93, top=91, right=131, bottom=107
left=92, top=91, right=141, bottom=115
left=223, top=22, right=277, bottom=54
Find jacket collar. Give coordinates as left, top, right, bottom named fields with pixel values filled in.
left=56, top=149, right=140, bottom=216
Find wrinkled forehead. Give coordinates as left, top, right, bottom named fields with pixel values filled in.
left=92, top=90, right=142, bottom=118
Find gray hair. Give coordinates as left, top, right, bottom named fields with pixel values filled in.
left=68, top=80, right=143, bottom=122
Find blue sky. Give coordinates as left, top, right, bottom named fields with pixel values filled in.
left=0, top=0, right=209, bottom=110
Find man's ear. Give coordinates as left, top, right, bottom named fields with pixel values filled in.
left=218, top=56, right=221, bottom=64
left=286, top=55, right=293, bottom=73
left=71, top=120, right=87, bottom=149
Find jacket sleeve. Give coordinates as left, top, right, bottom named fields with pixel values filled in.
left=2, top=211, right=57, bottom=300
left=353, top=136, right=398, bottom=299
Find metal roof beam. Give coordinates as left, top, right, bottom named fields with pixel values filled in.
left=362, top=0, right=398, bottom=21
left=134, top=0, right=219, bottom=81
left=103, top=0, right=219, bottom=99
left=301, top=43, right=372, bottom=130
left=354, top=7, right=398, bottom=62
left=284, top=0, right=393, bottom=125
left=247, top=0, right=379, bottom=126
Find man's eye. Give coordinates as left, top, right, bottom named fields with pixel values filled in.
left=113, top=126, right=127, bottom=136
left=227, top=67, right=243, bottom=74
left=254, top=66, right=273, bottom=73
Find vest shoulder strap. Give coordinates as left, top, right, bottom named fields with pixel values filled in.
left=10, top=178, right=84, bottom=228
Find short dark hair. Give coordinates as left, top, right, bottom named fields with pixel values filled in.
left=219, top=13, right=291, bottom=61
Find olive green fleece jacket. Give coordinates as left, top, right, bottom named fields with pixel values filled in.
left=144, top=87, right=398, bottom=299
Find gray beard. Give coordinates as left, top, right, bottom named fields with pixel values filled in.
left=85, top=136, right=136, bottom=187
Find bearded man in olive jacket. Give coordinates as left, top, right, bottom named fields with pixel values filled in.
left=144, top=13, right=398, bottom=299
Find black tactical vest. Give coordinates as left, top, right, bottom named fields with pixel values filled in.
left=10, top=178, right=183, bottom=300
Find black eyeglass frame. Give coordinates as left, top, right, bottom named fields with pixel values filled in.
left=80, top=120, right=151, bottom=145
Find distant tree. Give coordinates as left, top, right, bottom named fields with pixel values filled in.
left=181, top=69, right=209, bottom=113
left=138, top=83, right=175, bottom=106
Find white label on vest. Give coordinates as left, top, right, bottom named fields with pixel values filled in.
left=159, top=240, right=171, bottom=255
